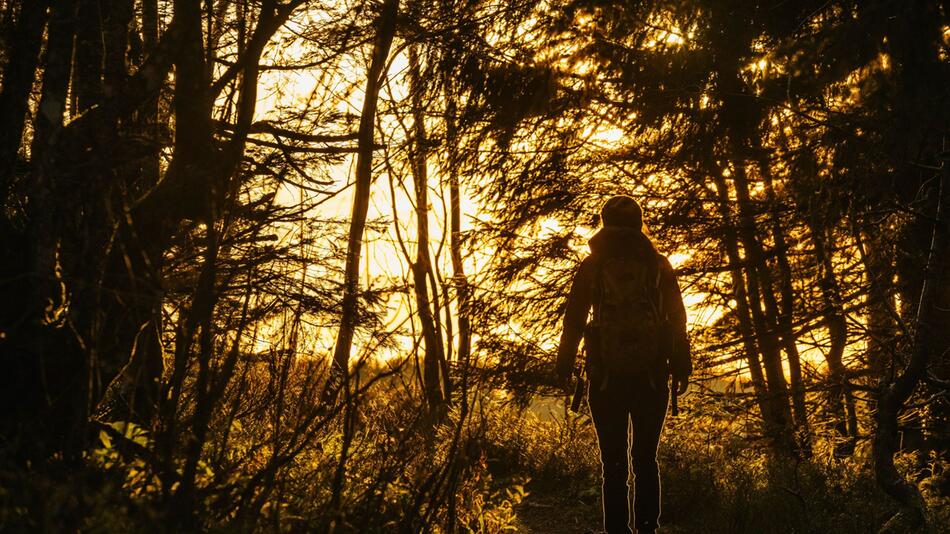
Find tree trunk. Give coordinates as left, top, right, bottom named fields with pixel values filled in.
left=756, top=157, right=811, bottom=450
left=851, top=215, right=898, bottom=381
left=444, top=79, right=471, bottom=381
left=138, top=0, right=160, bottom=187
left=74, top=0, right=103, bottom=112
left=101, top=0, right=132, bottom=101
left=156, top=0, right=213, bottom=508
left=727, top=164, right=796, bottom=451
left=407, top=44, right=447, bottom=411
left=0, top=0, right=49, bottom=194
left=325, top=0, right=398, bottom=402
left=26, top=0, right=79, bottom=458
left=873, top=161, right=950, bottom=526
left=711, top=37, right=797, bottom=451
left=107, top=0, right=162, bottom=422
left=809, top=218, right=858, bottom=454
left=711, top=173, right=790, bottom=449
left=91, top=0, right=162, bottom=424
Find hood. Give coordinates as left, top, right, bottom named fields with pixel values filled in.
left=588, top=226, right=656, bottom=258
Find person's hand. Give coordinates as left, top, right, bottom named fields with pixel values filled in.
left=672, top=375, right=689, bottom=395
left=554, top=366, right=572, bottom=394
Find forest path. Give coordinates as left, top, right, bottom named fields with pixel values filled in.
left=513, top=480, right=689, bottom=533
left=513, top=480, right=601, bottom=533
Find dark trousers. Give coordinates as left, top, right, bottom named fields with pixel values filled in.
left=588, top=374, right=669, bottom=534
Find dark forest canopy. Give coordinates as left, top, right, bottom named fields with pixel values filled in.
left=0, top=0, right=948, bottom=531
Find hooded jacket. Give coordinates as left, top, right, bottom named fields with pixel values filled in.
left=555, top=226, right=691, bottom=381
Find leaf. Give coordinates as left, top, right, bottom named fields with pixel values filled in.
left=99, top=430, right=112, bottom=449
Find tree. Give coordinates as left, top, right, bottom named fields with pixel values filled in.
left=325, top=0, right=399, bottom=404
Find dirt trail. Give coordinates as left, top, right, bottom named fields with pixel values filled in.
left=512, top=481, right=602, bottom=533
left=513, top=481, right=688, bottom=533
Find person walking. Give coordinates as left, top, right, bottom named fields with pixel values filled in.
left=555, top=195, right=691, bottom=534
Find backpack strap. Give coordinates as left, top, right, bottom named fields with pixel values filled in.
left=589, top=253, right=606, bottom=325
left=586, top=253, right=610, bottom=391
left=655, top=254, right=666, bottom=320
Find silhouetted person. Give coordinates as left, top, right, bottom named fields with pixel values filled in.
left=556, top=195, right=691, bottom=534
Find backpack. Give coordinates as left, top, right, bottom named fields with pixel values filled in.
left=585, top=252, right=670, bottom=383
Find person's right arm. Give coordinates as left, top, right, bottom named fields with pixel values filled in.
left=555, top=257, right=596, bottom=383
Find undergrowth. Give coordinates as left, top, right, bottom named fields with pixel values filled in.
left=1, top=388, right=948, bottom=533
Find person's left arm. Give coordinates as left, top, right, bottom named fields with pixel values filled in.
left=659, top=256, right=691, bottom=392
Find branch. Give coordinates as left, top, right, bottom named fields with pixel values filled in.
left=214, top=119, right=359, bottom=144
left=209, top=1, right=308, bottom=97
left=241, top=136, right=365, bottom=154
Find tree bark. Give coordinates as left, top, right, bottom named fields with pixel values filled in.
left=138, top=0, right=160, bottom=187
left=408, top=44, right=447, bottom=411
left=0, top=0, right=49, bottom=195
left=711, top=173, right=787, bottom=447
left=325, top=0, right=398, bottom=402
left=809, top=218, right=859, bottom=453
left=728, top=164, right=796, bottom=451
left=444, top=77, right=472, bottom=383
left=873, top=160, right=950, bottom=525
left=756, top=157, right=811, bottom=449
left=851, top=216, right=898, bottom=382
left=884, top=0, right=950, bottom=472
left=26, top=0, right=78, bottom=458
left=101, top=0, right=132, bottom=101
left=73, top=0, right=103, bottom=112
